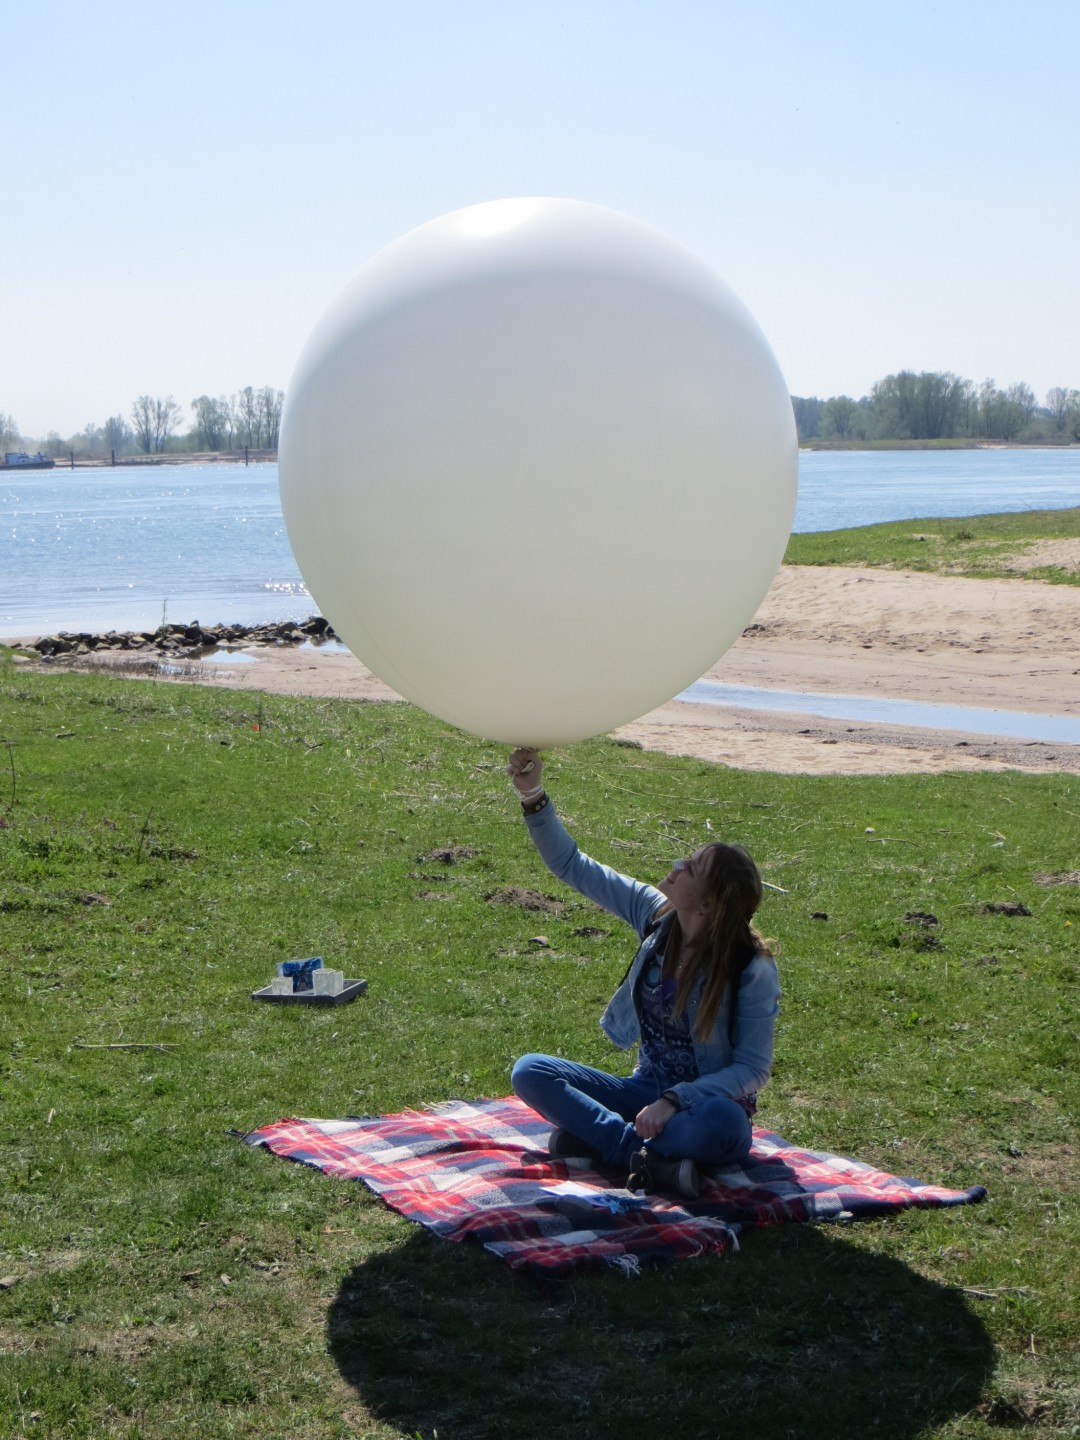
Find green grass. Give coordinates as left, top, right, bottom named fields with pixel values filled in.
left=1, top=666, right=1078, bottom=1438
left=785, top=505, right=1080, bottom=585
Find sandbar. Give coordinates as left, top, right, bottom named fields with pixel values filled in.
left=10, top=557, right=1080, bottom=776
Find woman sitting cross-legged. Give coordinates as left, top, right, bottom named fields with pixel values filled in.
left=507, top=747, right=779, bottom=1202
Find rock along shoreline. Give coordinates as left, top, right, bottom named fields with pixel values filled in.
left=30, top=615, right=336, bottom=661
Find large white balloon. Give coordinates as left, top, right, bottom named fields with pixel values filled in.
left=279, top=197, right=797, bottom=746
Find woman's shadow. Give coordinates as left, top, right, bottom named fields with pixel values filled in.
left=327, top=1219, right=994, bottom=1440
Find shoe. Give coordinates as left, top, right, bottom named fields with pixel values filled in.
left=547, top=1128, right=598, bottom=1159
left=626, top=1148, right=700, bottom=1201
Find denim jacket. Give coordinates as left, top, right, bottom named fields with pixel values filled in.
left=524, top=800, right=780, bottom=1112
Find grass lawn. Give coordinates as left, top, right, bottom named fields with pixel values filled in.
left=1, top=664, right=1078, bottom=1438
left=785, top=505, right=1080, bottom=585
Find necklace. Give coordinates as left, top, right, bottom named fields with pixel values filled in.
left=666, top=934, right=690, bottom=977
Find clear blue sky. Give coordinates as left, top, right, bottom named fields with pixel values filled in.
left=4, top=0, right=1078, bottom=438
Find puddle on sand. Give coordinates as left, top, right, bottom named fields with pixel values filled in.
left=677, top=680, right=1080, bottom=746
left=201, top=649, right=261, bottom=665
left=299, top=638, right=350, bottom=655
left=193, top=640, right=348, bottom=666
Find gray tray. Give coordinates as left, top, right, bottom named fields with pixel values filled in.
left=251, top=978, right=368, bottom=1006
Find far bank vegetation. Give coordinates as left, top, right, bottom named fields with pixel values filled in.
left=4, top=369, right=1080, bottom=464
left=793, top=372, right=1080, bottom=447
left=0, top=385, right=284, bottom=464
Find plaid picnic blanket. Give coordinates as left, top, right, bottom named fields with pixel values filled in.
left=244, top=1096, right=985, bottom=1275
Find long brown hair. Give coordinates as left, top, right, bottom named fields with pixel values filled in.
left=657, top=842, right=770, bottom=1041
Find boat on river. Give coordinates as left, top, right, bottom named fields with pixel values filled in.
left=3, top=451, right=56, bottom=470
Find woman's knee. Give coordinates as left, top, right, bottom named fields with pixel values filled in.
left=510, top=1052, right=551, bottom=1098
left=726, top=1117, right=753, bottom=1164
left=713, top=1104, right=752, bottom=1165
left=659, top=1095, right=751, bottom=1165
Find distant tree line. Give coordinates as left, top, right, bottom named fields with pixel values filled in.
left=793, top=373, right=1080, bottom=444
left=1, top=387, right=284, bottom=460
left=6, top=370, right=1080, bottom=461
left=188, top=387, right=284, bottom=452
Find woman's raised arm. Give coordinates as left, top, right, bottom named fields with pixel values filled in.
left=507, top=748, right=664, bottom=937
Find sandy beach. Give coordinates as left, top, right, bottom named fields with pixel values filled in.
left=13, top=557, right=1080, bottom=776
left=616, top=561, right=1080, bottom=774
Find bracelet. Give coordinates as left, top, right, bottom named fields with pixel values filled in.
left=521, top=791, right=549, bottom=816
left=515, top=782, right=545, bottom=802
left=661, top=1090, right=682, bottom=1111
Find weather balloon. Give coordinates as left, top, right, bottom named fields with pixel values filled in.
left=278, top=197, right=797, bottom=745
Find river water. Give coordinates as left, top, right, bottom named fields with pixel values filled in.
left=1, top=449, right=1077, bottom=638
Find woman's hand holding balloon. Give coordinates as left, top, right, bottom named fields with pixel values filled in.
left=507, top=747, right=544, bottom=801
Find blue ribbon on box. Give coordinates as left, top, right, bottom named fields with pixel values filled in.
left=277, top=957, right=323, bottom=992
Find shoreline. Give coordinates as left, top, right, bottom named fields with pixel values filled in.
left=1, top=450, right=279, bottom=472
left=9, top=561, right=1079, bottom=778
left=7, top=440, right=1077, bottom=473
left=798, top=439, right=1079, bottom=453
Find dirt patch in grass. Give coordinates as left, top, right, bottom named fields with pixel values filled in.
left=485, top=886, right=566, bottom=915
left=424, top=844, right=479, bottom=865
left=0, top=1324, right=39, bottom=1355
left=1018, top=1145, right=1078, bottom=1188
left=1034, top=870, right=1080, bottom=887
left=75, top=1323, right=158, bottom=1363
left=997, top=537, right=1080, bottom=575
left=979, top=1392, right=1048, bottom=1428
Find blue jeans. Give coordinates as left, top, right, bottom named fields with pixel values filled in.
left=511, top=1052, right=752, bottom=1170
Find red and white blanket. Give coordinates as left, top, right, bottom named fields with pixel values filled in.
left=244, top=1096, right=985, bottom=1275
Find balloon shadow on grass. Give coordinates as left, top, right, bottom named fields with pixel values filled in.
left=327, top=1221, right=994, bottom=1440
